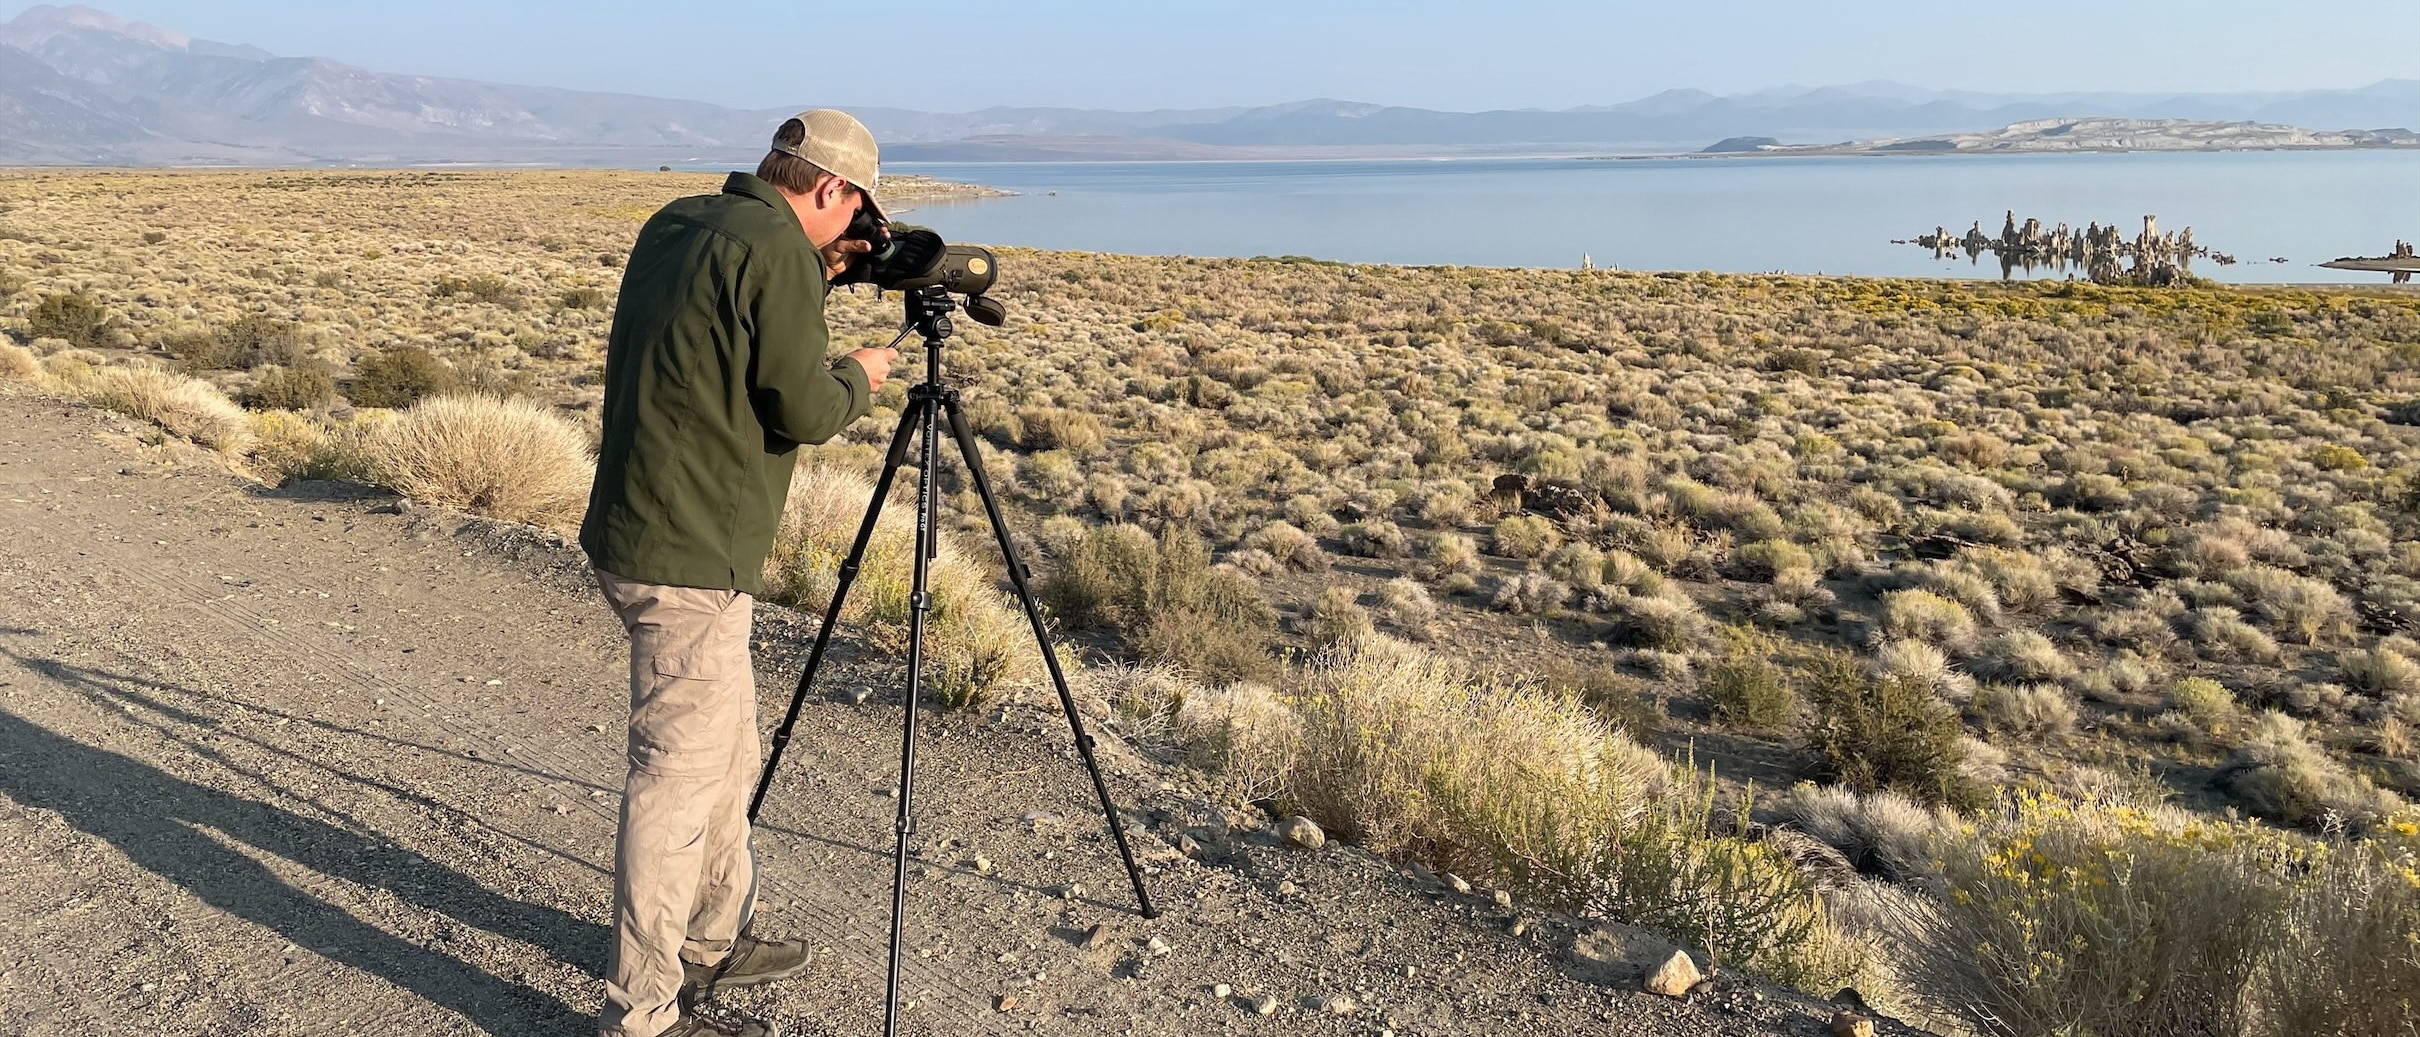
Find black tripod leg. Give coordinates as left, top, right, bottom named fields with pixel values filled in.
left=884, top=389, right=944, bottom=1037
left=940, top=395, right=1161, bottom=920
left=748, top=396, right=926, bottom=823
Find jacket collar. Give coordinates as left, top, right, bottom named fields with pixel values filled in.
left=723, top=172, right=799, bottom=224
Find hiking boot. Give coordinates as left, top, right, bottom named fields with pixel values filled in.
left=683, top=930, right=811, bottom=1000
left=659, top=1004, right=780, bottom=1037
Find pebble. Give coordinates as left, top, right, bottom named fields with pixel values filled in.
left=994, top=994, right=1018, bottom=1012
left=973, top=856, right=993, bottom=875
left=1317, top=993, right=1357, bottom=1015
left=1277, top=815, right=1326, bottom=849
left=1492, top=889, right=1513, bottom=908
left=1081, top=924, right=1112, bottom=950
left=1831, top=1010, right=1875, bottom=1037
left=848, top=686, right=874, bottom=705
left=1212, top=983, right=1231, bottom=998
left=1145, top=936, right=1171, bottom=956
left=1275, top=880, right=1299, bottom=896
left=1444, top=873, right=1473, bottom=895
left=1252, top=994, right=1279, bottom=1016
left=1644, top=950, right=1703, bottom=998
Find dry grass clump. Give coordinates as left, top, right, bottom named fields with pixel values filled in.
left=64, top=362, right=253, bottom=453
left=1777, top=783, right=1950, bottom=881
left=354, top=394, right=591, bottom=527
left=765, top=463, right=1041, bottom=707
left=0, top=341, right=44, bottom=386
left=1273, top=638, right=1856, bottom=986
left=1897, top=795, right=2420, bottom=1037
left=2222, top=712, right=2405, bottom=828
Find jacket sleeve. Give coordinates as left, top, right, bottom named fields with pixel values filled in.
left=747, top=243, right=873, bottom=447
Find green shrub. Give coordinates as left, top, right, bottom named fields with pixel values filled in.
left=1340, top=518, right=1409, bottom=559
left=169, top=316, right=309, bottom=371
left=1304, top=586, right=1374, bottom=648
left=238, top=362, right=339, bottom=411
left=1492, top=513, right=1562, bottom=559
left=1734, top=538, right=1814, bottom=579
left=1703, top=628, right=1797, bottom=730
left=2168, top=677, right=2237, bottom=729
left=1042, top=523, right=1276, bottom=682
left=29, top=292, right=109, bottom=349
left=1803, top=648, right=1972, bottom=806
left=347, top=346, right=464, bottom=408
left=559, top=286, right=609, bottom=309
left=432, top=272, right=520, bottom=306
left=1879, top=589, right=1979, bottom=651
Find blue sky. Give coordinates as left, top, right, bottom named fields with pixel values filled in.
left=9, top=1, right=2417, bottom=112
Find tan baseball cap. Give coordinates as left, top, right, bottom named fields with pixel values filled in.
left=771, top=108, right=885, bottom=220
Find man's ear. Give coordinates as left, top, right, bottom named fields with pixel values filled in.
left=815, top=175, right=852, bottom=211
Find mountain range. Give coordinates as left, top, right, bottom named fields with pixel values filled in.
left=2, top=5, right=2416, bottom=165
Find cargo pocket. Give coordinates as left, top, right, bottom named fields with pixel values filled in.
left=629, top=642, right=742, bottom=777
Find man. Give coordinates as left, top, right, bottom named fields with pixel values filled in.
left=580, top=109, right=902, bottom=1037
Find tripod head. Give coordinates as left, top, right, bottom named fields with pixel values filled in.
left=900, top=285, right=1006, bottom=346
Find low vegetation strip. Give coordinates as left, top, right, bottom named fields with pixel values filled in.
left=6, top=169, right=2420, bottom=1032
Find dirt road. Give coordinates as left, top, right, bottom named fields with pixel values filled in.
left=0, top=391, right=1897, bottom=1037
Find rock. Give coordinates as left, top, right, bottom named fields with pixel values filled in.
left=1443, top=873, right=1473, bottom=895
left=1252, top=994, right=1279, bottom=1016
left=1278, top=815, right=1326, bottom=850
left=1276, top=880, right=1299, bottom=896
left=1831, top=1010, right=1875, bottom=1037
left=847, top=686, right=874, bottom=705
left=1492, top=889, right=1513, bottom=908
left=1316, top=993, right=1357, bottom=1015
left=1176, top=833, right=1203, bottom=858
left=1509, top=918, right=1528, bottom=937
left=1212, top=983, right=1231, bottom=998
left=994, top=994, right=1018, bottom=1012
left=1644, top=951, right=1703, bottom=998
left=1081, top=924, right=1112, bottom=950
left=1145, top=936, right=1171, bottom=956
left=973, top=856, right=993, bottom=875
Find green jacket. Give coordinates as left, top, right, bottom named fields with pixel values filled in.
left=580, top=172, right=874, bottom=594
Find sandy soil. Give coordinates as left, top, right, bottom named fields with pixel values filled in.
left=0, top=390, right=1920, bottom=1037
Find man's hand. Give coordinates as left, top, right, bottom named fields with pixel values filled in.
left=821, top=237, right=873, bottom=281
left=847, top=347, right=899, bottom=393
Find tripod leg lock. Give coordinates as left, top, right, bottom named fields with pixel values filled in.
left=909, top=590, right=932, bottom=612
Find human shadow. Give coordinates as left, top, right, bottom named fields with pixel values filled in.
left=0, top=666, right=605, bottom=1034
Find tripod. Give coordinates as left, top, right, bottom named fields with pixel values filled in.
left=747, top=286, right=1159, bottom=1037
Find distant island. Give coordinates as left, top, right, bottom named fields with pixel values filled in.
left=1696, top=118, right=2420, bottom=156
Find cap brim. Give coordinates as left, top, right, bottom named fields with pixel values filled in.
left=856, top=184, right=887, bottom=223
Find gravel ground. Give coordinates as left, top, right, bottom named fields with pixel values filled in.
left=0, top=391, right=1928, bottom=1037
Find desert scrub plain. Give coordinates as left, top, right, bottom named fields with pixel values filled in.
left=5, top=168, right=2420, bottom=1033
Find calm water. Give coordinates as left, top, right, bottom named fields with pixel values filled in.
left=887, top=151, right=2420, bottom=283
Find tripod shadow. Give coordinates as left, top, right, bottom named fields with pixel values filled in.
left=0, top=653, right=603, bottom=1034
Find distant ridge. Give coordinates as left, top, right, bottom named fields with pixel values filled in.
left=2, top=5, right=2416, bottom=165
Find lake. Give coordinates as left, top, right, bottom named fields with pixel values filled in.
left=887, top=150, right=2420, bottom=284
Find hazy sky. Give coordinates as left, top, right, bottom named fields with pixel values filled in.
left=9, top=1, right=2417, bottom=112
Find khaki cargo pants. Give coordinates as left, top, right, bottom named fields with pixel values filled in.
left=595, top=570, right=761, bottom=1037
